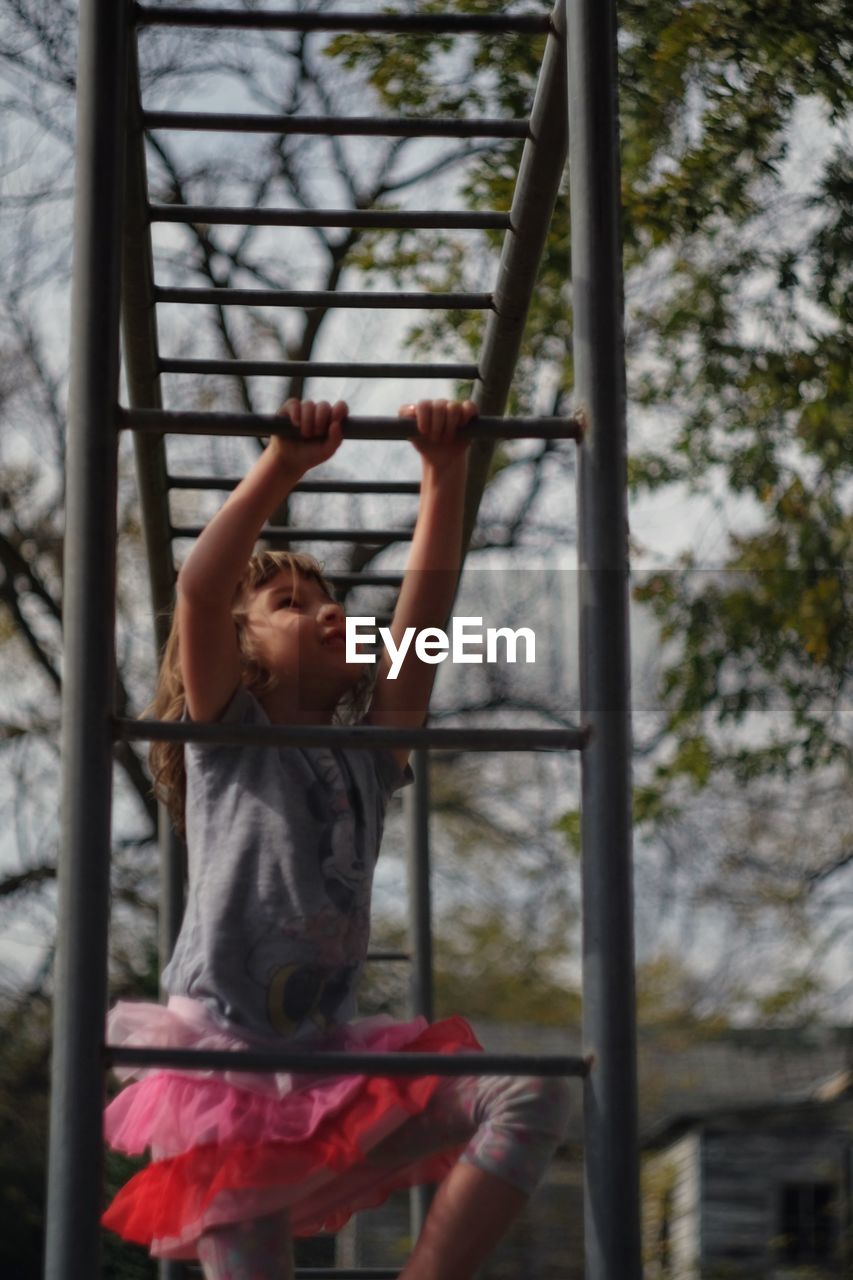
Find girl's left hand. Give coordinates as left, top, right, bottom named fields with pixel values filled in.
left=399, top=399, right=478, bottom=468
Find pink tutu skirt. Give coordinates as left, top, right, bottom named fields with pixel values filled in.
left=102, top=997, right=483, bottom=1259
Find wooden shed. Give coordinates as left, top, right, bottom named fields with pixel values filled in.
left=642, top=1067, right=853, bottom=1278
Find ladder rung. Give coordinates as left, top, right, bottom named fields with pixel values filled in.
left=167, top=475, right=421, bottom=495
left=295, top=1271, right=400, bottom=1279
left=133, top=7, right=553, bottom=36
left=144, top=112, right=529, bottom=140
left=122, top=409, right=583, bottom=441
left=149, top=204, right=510, bottom=231
left=106, top=1045, right=589, bottom=1077
left=366, top=951, right=410, bottom=963
left=325, top=574, right=403, bottom=588
left=155, top=288, right=494, bottom=311
left=116, top=720, right=588, bottom=752
left=157, top=358, right=480, bottom=380
left=178, top=1266, right=395, bottom=1280
left=171, top=524, right=412, bottom=546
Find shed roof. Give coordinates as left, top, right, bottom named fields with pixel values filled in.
left=467, top=1020, right=853, bottom=1147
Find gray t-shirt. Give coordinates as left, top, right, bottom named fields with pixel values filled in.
left=162, top=685, right=413, bottom=1039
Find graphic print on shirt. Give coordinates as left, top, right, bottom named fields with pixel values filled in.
left=246, top=750, right=373, bottom=1034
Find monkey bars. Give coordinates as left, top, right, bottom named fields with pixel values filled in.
left=46, top=3, right=641, bottom=1278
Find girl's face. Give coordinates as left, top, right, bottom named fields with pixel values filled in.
left=243, top=567, right=362, bottom=706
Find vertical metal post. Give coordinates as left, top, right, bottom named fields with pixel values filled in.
left=406, top=749, right=435, bottom=1237
left=123, top=45, right=192, bottom=1276
left=158, top=814, right=186, bottom=983
left=460, top=1, right=568, bottom=556
left=44, top=1, right=128, bottom=1277
left=119, top=72, right=191, bottom=1280
left=121, top=23, right=178, bottom=667
left=407, top=750, right=435, bottom=1024
left=565, top=0, right=642, bottom=1277
left=158, top=813, right=187, bottom=1280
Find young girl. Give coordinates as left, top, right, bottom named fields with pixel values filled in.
left=103, top=398, right=571, bottom=1280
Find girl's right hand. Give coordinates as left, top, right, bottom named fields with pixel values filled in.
left=272, top=398, right=348, bottom=476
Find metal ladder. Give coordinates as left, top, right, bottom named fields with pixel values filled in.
left=46, top=2, right=640, bottom=1277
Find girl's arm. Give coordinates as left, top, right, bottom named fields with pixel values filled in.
left=177, top=399, right=347, bottom=721
left=363, top=398, right=477, bottom=768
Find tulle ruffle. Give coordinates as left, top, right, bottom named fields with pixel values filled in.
left=103, top=997, right=483, bottom=1259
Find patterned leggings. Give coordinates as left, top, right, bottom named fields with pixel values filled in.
left=198, top=1072, right=571, bottom=1280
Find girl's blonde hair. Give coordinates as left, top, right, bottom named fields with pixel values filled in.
left=146, top=550, right=373, bottom=834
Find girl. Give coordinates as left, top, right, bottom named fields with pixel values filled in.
left=103, top=398, right=571, bottom=1280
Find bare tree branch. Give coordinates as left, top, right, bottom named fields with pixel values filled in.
left=0, top=863, right=54, bottom=898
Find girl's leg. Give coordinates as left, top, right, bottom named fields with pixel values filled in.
left=197, top=1209, right=294, bottom=1280
left=399, top=1161, right=528, bottom=1280
left=371, top=1073, right=572, bottom=1280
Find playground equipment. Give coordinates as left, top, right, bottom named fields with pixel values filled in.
left=45, top=3, right=640, bottom=1276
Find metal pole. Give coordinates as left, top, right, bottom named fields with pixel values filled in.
left=158, top=813, right=186, bottom=982
left=121, top=30, right=176, bottom=657
left=122, top=408, right=582, bottom=440
left=44, top=1, right=128, bottom=1277
left=117, top=719, right=586, bottom=751
left=143, top=111, right=529, bottom=138
left=120, top=35, right=189, bottom=1275
left=564, top=0, right=641, bottom=1277
left=461, top=0, right=569, bottom=555
left=407, top=752, right=435, bottom=1025
left=406, top=750, right=435, bottom=1238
